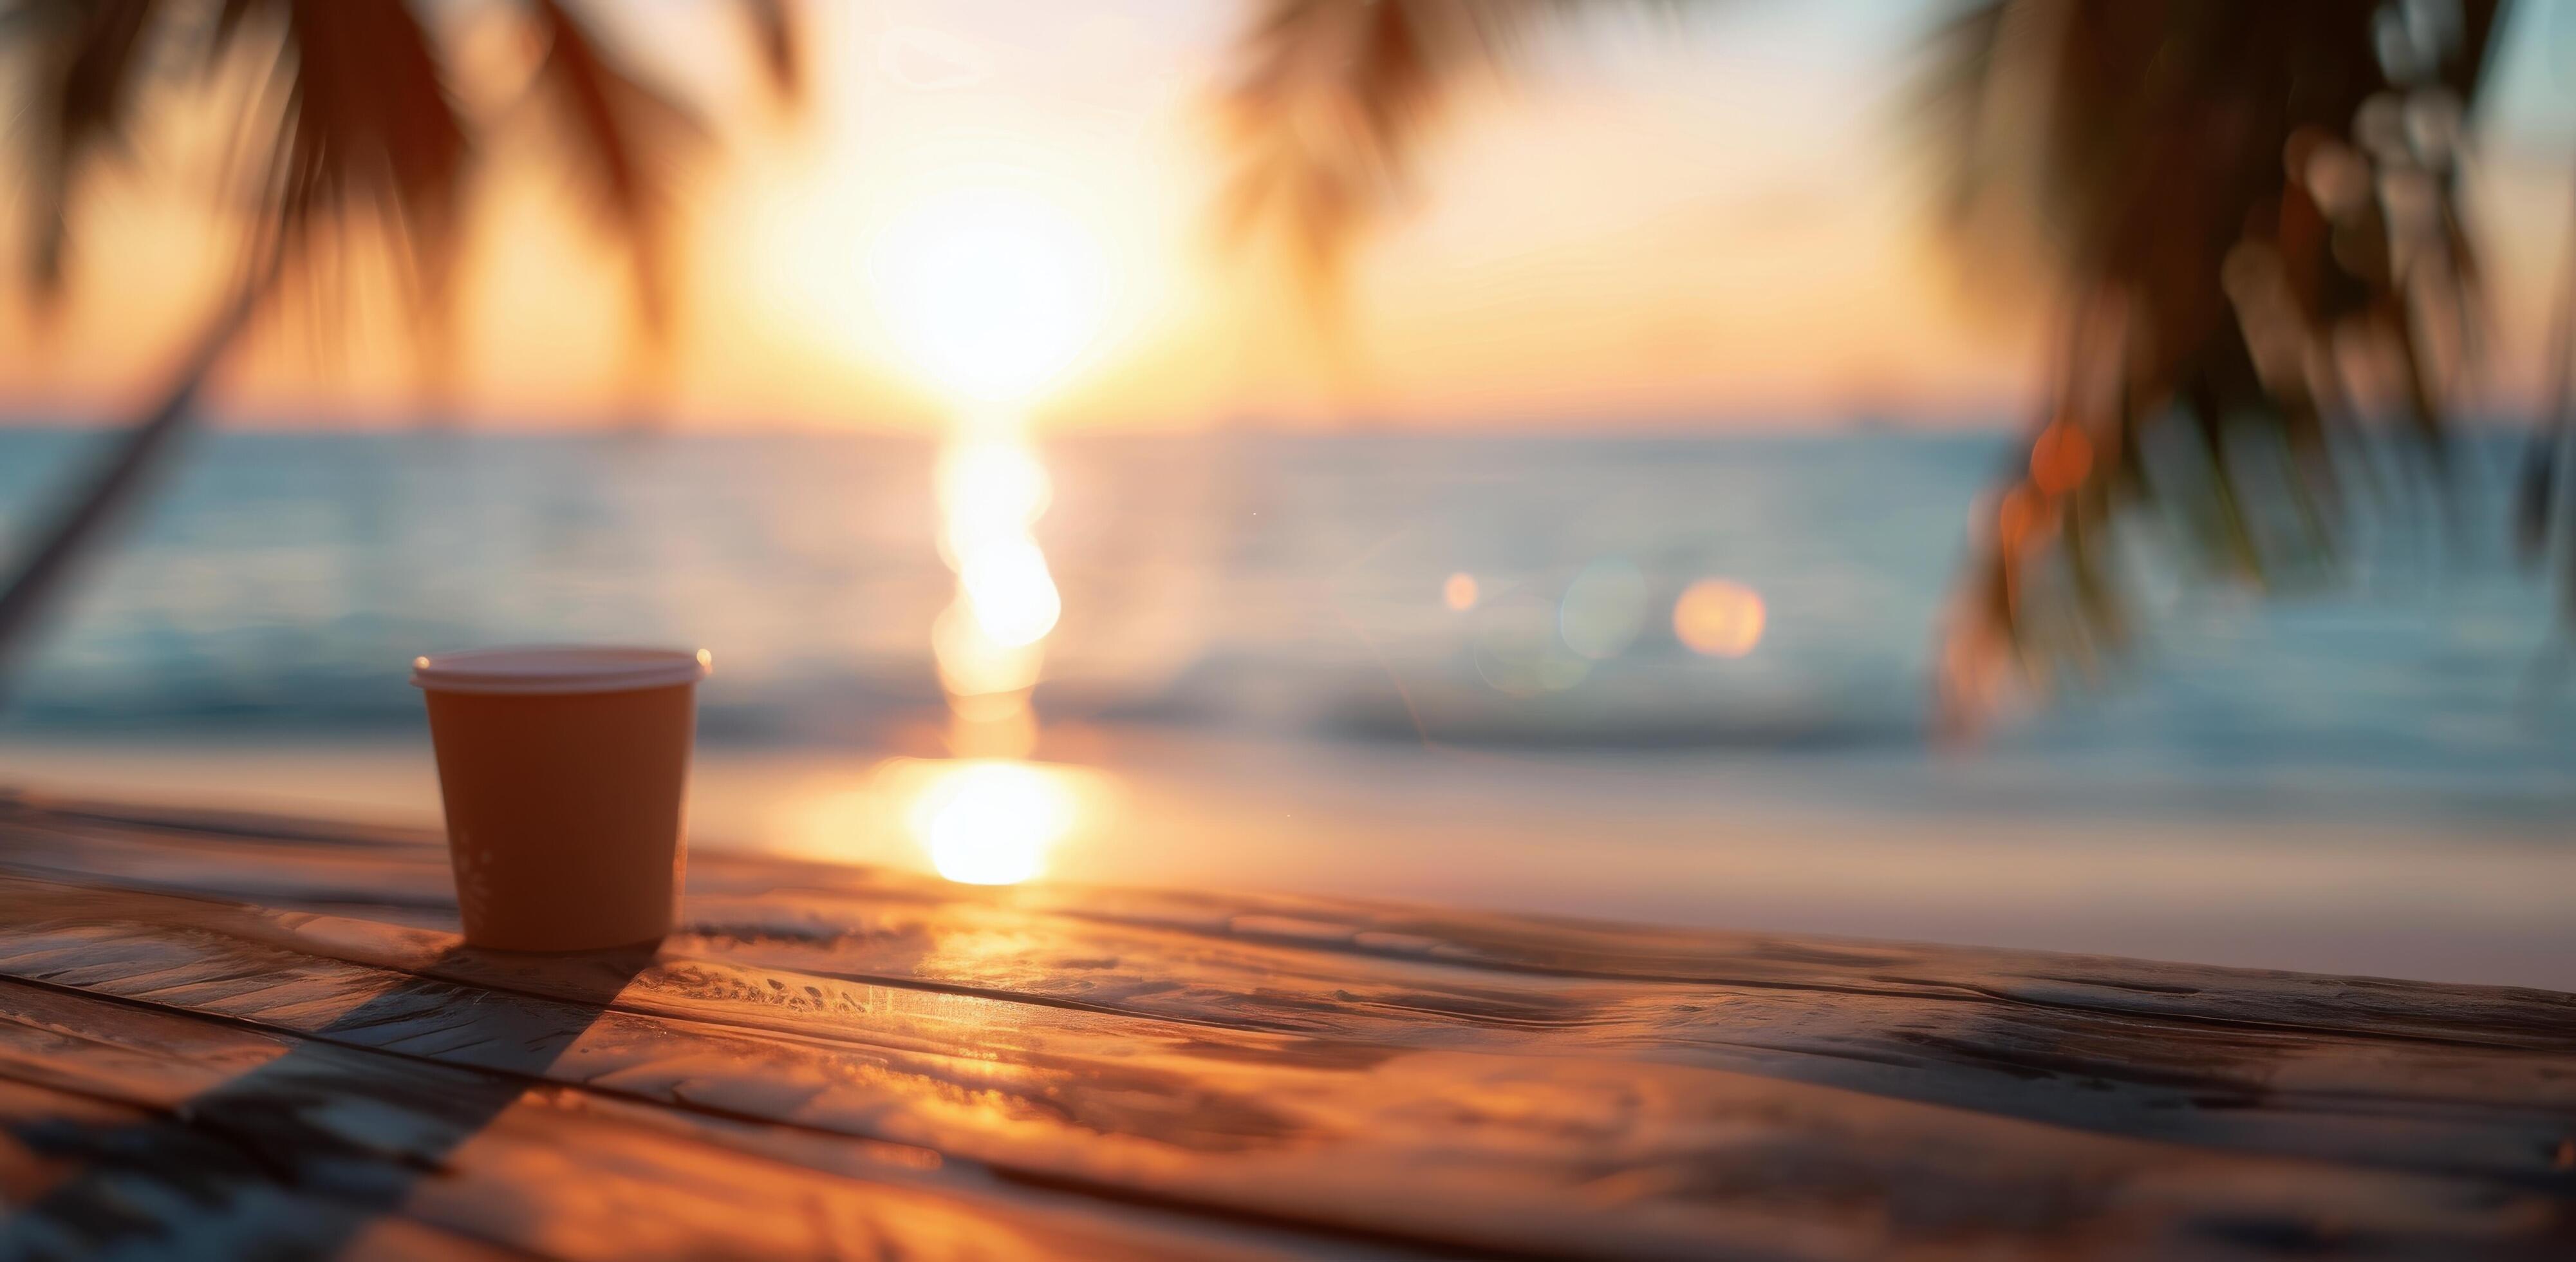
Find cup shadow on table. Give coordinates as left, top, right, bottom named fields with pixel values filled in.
left=2, top=941, right=658, bottom=1257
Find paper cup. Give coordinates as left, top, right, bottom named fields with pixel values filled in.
left=411, top=646, right=709, bottom=952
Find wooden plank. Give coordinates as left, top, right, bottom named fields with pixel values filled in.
left=0, top=975, right=1330, bottom=1260
left=10, top=798, right=2573, bottom=1174
left=1, top=795, right=2573, bottom=1257
left=12, top=793, right=2570, bottom=1052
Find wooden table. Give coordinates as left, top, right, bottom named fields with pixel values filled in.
left=0, top=791, right=2569, bottom=1258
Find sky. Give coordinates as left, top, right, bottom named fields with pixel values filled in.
left=1, top=0, right=2573, bottom=432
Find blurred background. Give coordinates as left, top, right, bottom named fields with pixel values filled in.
left=3, top=0, right=2573, bottom=988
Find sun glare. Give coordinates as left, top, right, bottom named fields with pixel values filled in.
left=766, top=757, right=1113, bottom=887
left=908, top=759, right=1079, bottom=885
left=869, top=183, right=1112, bottom=404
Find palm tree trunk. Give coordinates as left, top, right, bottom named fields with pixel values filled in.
left=2519, top=165, right=2576, bottom=629
left=0, top=259, right=277, bottom=701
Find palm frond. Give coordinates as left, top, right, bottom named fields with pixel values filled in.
left=10, top=0, right=166, bottom=297
left=0, top=0, right=804, bottom=697
left=262, top=0, right=472, bottom=298
left=524, top=0, right=708, bottom=337
left=738, top=0, right=802, bottom=103
left=1216, top=0, right=1674, bottom=289
left=7, top=0, right=801, bottom=337
left=1924, top=0, right=2510, bottom=732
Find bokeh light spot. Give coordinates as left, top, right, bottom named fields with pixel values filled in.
left=1674, top=578, right=1766, bottom=657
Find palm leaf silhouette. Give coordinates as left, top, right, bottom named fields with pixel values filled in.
left=1919, top=0, right=2506, bottom=730
left=0, top=0, right=801, bottom=693
left=14, top=0, right=162, bottom=299
left=1218, top=1, right=1678, bottom=290
left=1217, top=0, right=2553, bottom=728
left=526, top=0, right=707, bottom=334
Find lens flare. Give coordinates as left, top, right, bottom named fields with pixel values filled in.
left=1559, top=558, right=1649, bottom=660
left=1475, top=592, right=1591, bottom=694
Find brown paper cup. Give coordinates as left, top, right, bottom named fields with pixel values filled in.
left=411, top=646, right=709, bottom=952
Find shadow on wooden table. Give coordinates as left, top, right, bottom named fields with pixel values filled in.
left=3, top=941, right=657, bottom=1257
left=3, top=798, right=2574, bottom=1257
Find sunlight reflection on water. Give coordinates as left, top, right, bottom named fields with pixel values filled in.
left=917, top=419, right=1097, bottom=883
left=866, top=171, right=1122, bottom=885
left=930, top=420, right=1059, bottom=738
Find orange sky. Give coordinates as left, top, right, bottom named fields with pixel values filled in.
left=2, top=0, right=2571, bottom=432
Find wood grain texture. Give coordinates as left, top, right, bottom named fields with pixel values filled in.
left=0, top=791, right=2570, bottom=1259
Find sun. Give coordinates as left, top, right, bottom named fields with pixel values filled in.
left=868, top=181, right=1112, bottom=404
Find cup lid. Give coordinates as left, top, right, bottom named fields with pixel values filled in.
left=409, top=645, right=711, bottom=695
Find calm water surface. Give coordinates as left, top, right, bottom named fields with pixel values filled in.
left=3, top=427, right=2569, bottom=986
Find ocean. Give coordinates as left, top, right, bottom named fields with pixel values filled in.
left=3, top=426, right=2570, bottom=986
